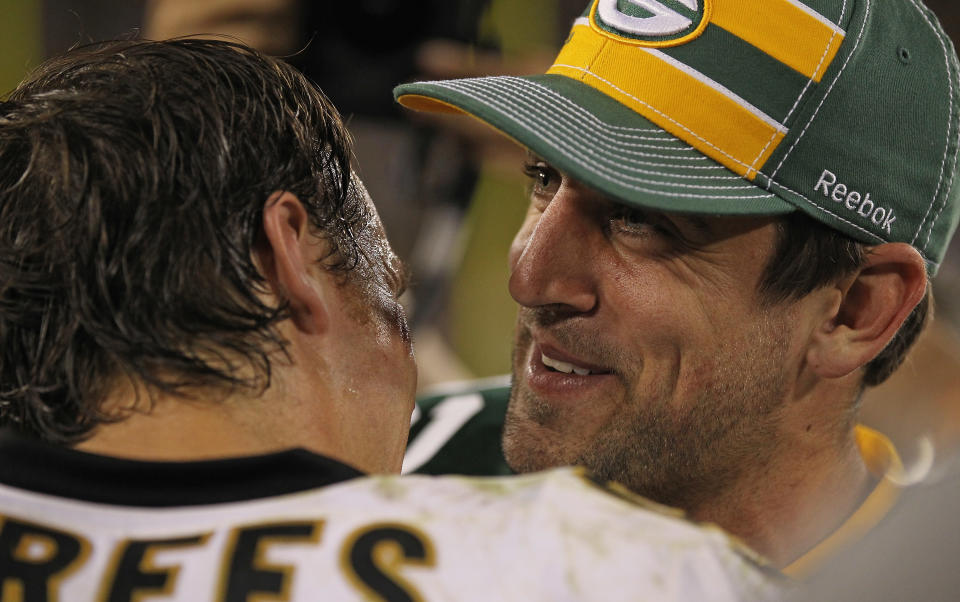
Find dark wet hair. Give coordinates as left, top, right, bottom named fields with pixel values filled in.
left=0, top=39, right=368, bottom=443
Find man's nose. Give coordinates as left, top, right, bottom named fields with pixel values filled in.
left=508, top=191, right=599, bottom=313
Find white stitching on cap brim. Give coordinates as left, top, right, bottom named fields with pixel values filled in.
left=466, top=77, right=743, bottom=179
left=427, top=75, right=709, bottom=142
left=441, top=78, right=758, bottom=189
left=496, top=77, right=736, bottom=171
left=427, top=78, right=777, bottom=199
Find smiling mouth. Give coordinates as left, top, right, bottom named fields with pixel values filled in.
left=540, top=352, right=610, bottom=376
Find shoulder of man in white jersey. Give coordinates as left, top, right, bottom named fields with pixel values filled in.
left=0, top=465, right=783, bottom=601
left=350, top=468, right=784, bottom=600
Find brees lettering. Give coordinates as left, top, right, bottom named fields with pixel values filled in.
left=0, top=514, right=432, bottom=602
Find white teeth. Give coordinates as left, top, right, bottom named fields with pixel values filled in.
left=542, top=353, right=591, bottom=375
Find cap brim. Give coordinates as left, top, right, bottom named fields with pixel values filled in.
left=395, top=74, right=795, bottom=215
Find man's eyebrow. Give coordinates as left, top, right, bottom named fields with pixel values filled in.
left=521, top=154, right=713, bottom=236
left=650, top=209, right=713, bottom=238
left=678, top=214, right=712, bottom=235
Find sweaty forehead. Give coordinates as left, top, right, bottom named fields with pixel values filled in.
left=348, top=173, right=409, bottom=294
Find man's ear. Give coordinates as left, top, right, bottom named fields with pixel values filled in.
left=256, top=191, right=329, bottom=335
left=807, top=243, right=927, bottom=379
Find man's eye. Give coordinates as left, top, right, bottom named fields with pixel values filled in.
left=611, top=206, right=648, bottom=230
left=522, top=162, right=559, bottom=197
left=609, top=206, right=668, bottom=239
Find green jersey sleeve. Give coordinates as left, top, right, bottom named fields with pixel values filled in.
left=403, top=377, right=514, bottom=476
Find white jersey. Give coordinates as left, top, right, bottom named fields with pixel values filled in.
left=0, top=466, right=778, bottom=601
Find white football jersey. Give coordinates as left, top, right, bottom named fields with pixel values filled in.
left=0, top=467, right=779, bottom=601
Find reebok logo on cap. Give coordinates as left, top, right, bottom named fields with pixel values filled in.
left=814, top=170, right=896, bottom=234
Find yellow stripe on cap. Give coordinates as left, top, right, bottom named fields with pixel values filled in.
left=549, top=23, right=785, bottom=179
left=712, top=0, right=845, bottom=82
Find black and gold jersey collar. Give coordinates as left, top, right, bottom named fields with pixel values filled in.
left=0, top=428, right=364, bottom=507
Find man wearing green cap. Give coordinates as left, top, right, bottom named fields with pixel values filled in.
left=397, top=0, right=960, bottom=574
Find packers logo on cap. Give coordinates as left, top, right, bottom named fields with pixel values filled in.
left=590, top=0, right=711, bottom=46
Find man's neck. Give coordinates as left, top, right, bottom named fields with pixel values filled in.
left=73, top=386, right=309, bottom=461
left=690, top=413, right=872, bottom=568
left=73, top=369, right=408, bottom=476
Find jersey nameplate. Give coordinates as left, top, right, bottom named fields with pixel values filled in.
left=0, top=514, right=434, bottom=602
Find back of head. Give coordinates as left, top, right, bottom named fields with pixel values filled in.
left=0, top=39, right=364, bottom=444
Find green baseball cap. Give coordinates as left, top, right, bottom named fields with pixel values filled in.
left=395, top=0, right=960, bottom=274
